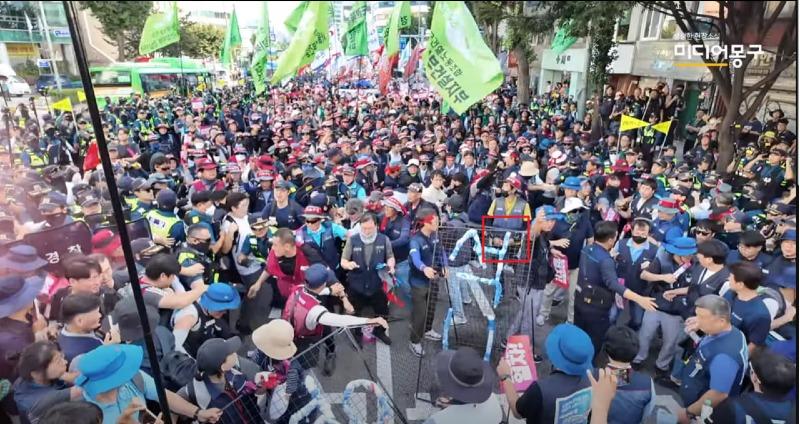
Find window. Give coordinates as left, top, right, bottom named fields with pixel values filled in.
left=91, top=70, right=131, bottom=86
left=640, top=8, right=663, bottom=40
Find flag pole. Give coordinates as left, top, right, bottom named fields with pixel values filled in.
left=62, top=3, right=173, bottom=422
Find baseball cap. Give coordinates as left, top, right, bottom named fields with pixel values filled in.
left=305, top=263, right=334, bottom=289
left=196, top=337, right=242, bottom=373
left=131, top=238, right=164, bottom=257
left=156, top=189, right=177, bottom=210
left=408, top=183, right=424, bottom=193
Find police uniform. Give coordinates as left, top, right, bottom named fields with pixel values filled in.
left=176, top=244, right=216, bottom=288
left=574, top=243, right=627, bottom=358
left=615, top=238, right=658, bottom=330
left=146, top=208, right=183, bottom=248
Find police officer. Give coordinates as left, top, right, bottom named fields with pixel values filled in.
left=725, top=230, right=772, bottom=267
left=574, top=221, right=657, bottom=362
left=264, top=180, right=305, bottom=230
left=130, top=178, right=154, bottom=221
left=340, top=213, right=395, bottom=345
left=677, top=295, right=748, bottom=424
left=380, top=197, right=411, bottom=287
left=146, top=188, right=184, bottom=250
left=408, top=210, right=446, bottom=357
left=177, top=223, right=218, bottom=289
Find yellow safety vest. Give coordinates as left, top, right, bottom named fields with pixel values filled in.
left=146, top=209, right=181, bottom=240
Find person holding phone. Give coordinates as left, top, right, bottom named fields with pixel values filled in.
left=592, top=326, right=656, bottom=424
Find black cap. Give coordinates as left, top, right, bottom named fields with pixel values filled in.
left=191, top=190, right=212, bottom=205
left=196, top=337, right=242, bottom=373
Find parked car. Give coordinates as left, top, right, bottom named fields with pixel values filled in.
left=4, top=75, right=32, bottom=96
left=36, top=74, right=80, bottom=93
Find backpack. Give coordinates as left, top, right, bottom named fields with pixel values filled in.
left=154, top=326, right=197, bottom=391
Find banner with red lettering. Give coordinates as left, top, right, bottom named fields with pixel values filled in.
left=551, top=255, right=569, bottom=289
left=503, top=335, right=538, bottom=392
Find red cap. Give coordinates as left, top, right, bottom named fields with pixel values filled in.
left=195, top=158, right=217, bottom=170
left=505, top=176, right=523, bottom=191
left=382, top=197, right=407, bottom=215
left=92, top=229, right=121, bottom=257
left=611, top=159, right=631, bottom=173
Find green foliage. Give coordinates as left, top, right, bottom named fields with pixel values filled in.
left=543, top=2, right=633, bottom=93
left=12, top=60, right=40, bottom=82
left=79, top=1, right=154, bottom=60
left=161, top=19, right=225, bottom=59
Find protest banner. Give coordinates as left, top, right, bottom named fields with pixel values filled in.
left=503, top=335, right=538, bottom=392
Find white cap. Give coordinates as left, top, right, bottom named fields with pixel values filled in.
left=407, top=159, right=420, bottom=167
left=561, top=197, right=588, bottom=213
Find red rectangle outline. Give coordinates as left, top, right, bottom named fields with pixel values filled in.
left=480, top=215, right=532, bottom=264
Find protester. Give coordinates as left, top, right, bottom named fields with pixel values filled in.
left=0, top=51, right=796, bottom=424
left=425, top=347, right=502, bottom=423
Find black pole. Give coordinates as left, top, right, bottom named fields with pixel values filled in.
left=3, top=112, right=12, bottom=164
left=61, top=3, right=173, bottom=422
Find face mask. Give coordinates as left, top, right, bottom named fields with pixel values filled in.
left=236, top=154, right=246, bottom=162
left=359, top=230, right=377, bottom=244
left=632, top=235, right=648, bottom=244
left=205, top=205, right=216, bottom=217
left=292, top=176, right=303, bottom=186
left=191, top=240, right=211, bottom=253
left=44, top=213, right=65, bottom=225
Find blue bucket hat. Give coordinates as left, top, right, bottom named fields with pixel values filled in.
left=535, top=205, right=564, bottom=222
left=199, top=283, right=241, bottom=312
left=0, top=245, right=48, bottom=273
left=663, top=237, right=697, bottom=256
left=545, top=323, right=594, bottom=376
left=559, top=176, right=583, bottom=192
left=0, top=275, right=45, bottom=318
left=75, top=344, right=144, bottom=398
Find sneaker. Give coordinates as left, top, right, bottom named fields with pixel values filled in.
left=409, top=342, right=424, bottom=357
left=463, top=297, right=473, bottom=305
left=375, top=332, right=392, bottom=346
left=533, top=354, right=544, bottom=363
left=453, top=315, right=468, bottom=326
left=322, top=353, right=337, bottom=376
left=424, top=330, right=443, bottom=341
left=535, top=315, right=545, bottom=326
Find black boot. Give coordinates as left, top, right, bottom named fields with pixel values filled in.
left=322, top=352, right=336, bottom=376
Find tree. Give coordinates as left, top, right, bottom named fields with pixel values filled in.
left=470, top=1, right=504, bottom=54
left=161, top=19, right=225, bottom=59
left=540, top=2, right=631, bottom=138
left=79, top=1, right=153, bottom=60
left=648, top=1, right=797, bottom=171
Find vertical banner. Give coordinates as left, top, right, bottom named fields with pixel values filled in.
left=503, top=335, right=538, bottom=392
left=551, top=255, right=569, bottom=289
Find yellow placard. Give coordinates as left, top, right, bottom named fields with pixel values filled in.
left=652, top=120, right=672, bottom=135
left=77, top=90, right=86, bottom=102
left=52, top=97, right=73, bottom=112
left=620, top=115, right=650, bottom=132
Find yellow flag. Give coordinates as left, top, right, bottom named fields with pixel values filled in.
left=52, top=97, right=73, bottom=112
left=620, top=115, right=649, bottom=132
left=652, top=120, right=672, bottom=135
left=77, top=90, right=86, bottom=102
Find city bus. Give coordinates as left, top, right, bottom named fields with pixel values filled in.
left=89, top=58, right=212, bottom=105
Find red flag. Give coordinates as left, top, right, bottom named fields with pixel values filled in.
left=372, top=45, right=384, bottom=67
left=404, top=43, right=424, bottom=80
left=378, top=52, right=398, bottom=95
left=83, top=141, right=100, bottom=172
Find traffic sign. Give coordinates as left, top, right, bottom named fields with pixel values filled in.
left=36, top=59, right=50, bottom=68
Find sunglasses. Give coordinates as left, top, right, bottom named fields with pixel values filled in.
left=306, top=219, right=321, bottom=225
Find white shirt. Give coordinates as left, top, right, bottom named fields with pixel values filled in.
left=423, top=395, right=503, bottom=424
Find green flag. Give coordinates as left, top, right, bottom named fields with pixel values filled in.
left=220, top=8, right=242, bottom=68
left=251, top=2, right=271, bottom=95
left=138, top=2, right=180, bottom=55
left=271, top=1, right=330, bottom=84
left=383, top=0, right=411, bottom=58
left=344, top=1, right=368, bottom=57
left=284, top=1, right=309, bottom=34
left=423, top=1, right=502, bottom=114
left=551, top=22, right=577, bottom=54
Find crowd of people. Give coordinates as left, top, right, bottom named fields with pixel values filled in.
left=0, top=75, right=796, bottom=424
